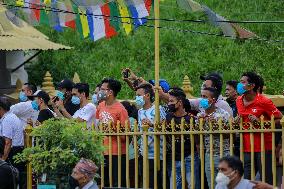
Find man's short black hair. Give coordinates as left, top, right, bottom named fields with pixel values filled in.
left=74, top=83, right=90, bottom=98
left=24, top=83, right=37, bottom=94
left=0, top=97, right=11, bottom=111
left=201, top=72, right=223, bottom=96
left=202, top=87, right=219, bottom=100
left=219, top=156, right=244, bottom=177
left=0, top=136, right=5, bottom=157
left=101, top=78, right=122, bottom=97
left=136, top=83, right=154, bottom=103
left=168, top=87, right=191, bottom=112
left=226, top=80, right=238, bottom=90
left=242, top=72, right=261, bottom=92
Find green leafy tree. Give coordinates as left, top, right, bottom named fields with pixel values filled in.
left=14, top=118, right=104, bottom=187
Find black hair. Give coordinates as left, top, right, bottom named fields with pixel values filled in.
left=219, top=156, right=244, bottom=176
left=242, top=72, right=261, bottom=92
left=0, top=136, right=5, bottom=157
left=205, top=73, right=223, bottom=96
left=202, top=87, right=219, bottom=100
left=0, top=97, right=11, bottom=111
left=101, top=78, right=121, bottom=97
left=136, top=83, right=155, bottom=103
left=74, top=83, right=90, bottom=98
left=168, top=87, right=191, bottom=113
left=226, top=80, right=238, bottom=90
left=24, top=83, right=37, bottom=93
left=121, top=101, right=138, bottom=120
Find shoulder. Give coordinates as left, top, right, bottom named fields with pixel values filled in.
left=84, top=103, right=96, bottom=110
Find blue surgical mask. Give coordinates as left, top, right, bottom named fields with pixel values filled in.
left=31, top=100, right=39, bottom=111
left=71, top=96, right=80, bottom=105
left=237, top=83, right=247, bottom=95
left=199, top=98, right=211, bottom=110
left=135, top=96, right=145, bottom=107
left=19, top=91, right=28, bottom=102
left=92, top=94, right=98, bottom=105
left=56, top=91, right=65, bottom=100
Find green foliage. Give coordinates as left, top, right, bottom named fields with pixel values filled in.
left=27, top=0, right=284, bottom=98
left=14, top=118, right=104, bottom=174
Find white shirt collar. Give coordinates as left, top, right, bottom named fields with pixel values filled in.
left=81, top=181, right=94, bottom=189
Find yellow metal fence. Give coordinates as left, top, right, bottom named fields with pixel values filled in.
left=25, top=116, right=284, bottom=189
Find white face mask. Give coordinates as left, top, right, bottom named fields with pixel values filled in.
left=216, top=172, right=230, bottom=186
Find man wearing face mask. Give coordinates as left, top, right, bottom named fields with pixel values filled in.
left=69, top=158, right=99, bottom=189
left=10, top=83, right=38, bottom=129
left=236, top=72, right=283, bottom=184
left=135, top=83, right=166, bottom=188
left=225, top=80, right=238, bottom=118
left=196, top=87, right=231, bottom=187
left=166, top=87, right=200, bottom=189
left=27, top=90, right=55, bottom=125
left=95, top=78, right=129, bottom=187
left=55, top=83, right=96, bottom=130
left=53, top=79, right=80, bottom=116
left=215, top=156, right=255, bottom=189
left=157, top=73, right=233, bottom=117
left=0, top=97, right=24, bottom=188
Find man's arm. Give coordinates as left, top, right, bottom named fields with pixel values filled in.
left=2, top=138, right=12, bottom=160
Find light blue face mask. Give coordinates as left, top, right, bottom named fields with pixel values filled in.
left=56, top=91, right=65, bottom=100
left=92, top=94, right=98, bottom=105
left=19, top=91, right=28, bottom=102
left=135, top=95, right=145, bottom=107
left=31, top=100, right=39, bottom=111
left=71, top=96, right=80, bottom=105
left=199, top=98, right=211, bottom=110
left=237, top=83, right=247, bottom=95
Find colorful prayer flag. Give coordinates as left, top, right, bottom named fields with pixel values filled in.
left=117, top=0, right=132, bottom=35
left=101, top=3, right=117, bottom=38
left=79, top=7, right=90, bottom=38
left=108, top=1, right=121, bottom=32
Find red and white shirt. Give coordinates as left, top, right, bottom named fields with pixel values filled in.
left=236, top=94, right=282, bottom=152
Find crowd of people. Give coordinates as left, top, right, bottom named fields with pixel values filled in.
left=0, top=68, right=283, bottom=189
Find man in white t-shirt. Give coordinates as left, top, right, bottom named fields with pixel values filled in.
left=54, top=83, right=96, bottom=130
left=0, top=97, right=25, bottom=188
left=190, top=73, right=233, bottom=117
left=10, top=83, right=38, bottom=129
left=135, top=83, right=166, bottom=188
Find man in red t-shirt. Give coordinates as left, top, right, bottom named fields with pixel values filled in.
left=236, top=72, right=282, bottom=184
left=96, top=78, right=129, bottom=187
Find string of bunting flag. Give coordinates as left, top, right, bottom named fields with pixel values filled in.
left=12, top=0, right=153, bottom=41
left=4, top=0, right=283, bottom=43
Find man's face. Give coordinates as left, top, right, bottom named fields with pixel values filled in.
left=240, top=76, right=254, bottom=92
left=71, top=167, right=88, bottom=186
left=21, top=85, right=33, bottom=96
left=201, top=90, right=215, bottom=105
left=225, top=85, right=237, bottom=99
left=218, top=161, right=238, bottom=184
left=100, top=83, right=113, bottom=99
left=201, top=80, right=213, bottom=90
left=136, top=88, right=149, bottom=103
left=35, top=97, right=44, bottom=108
left=72, top=88, right=85, bottom=101
left=168, top=95, right=181, bottom=110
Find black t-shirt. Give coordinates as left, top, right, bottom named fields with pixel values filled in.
left=64, top=98, right=80, bottom=116
left=37, top=109, right=54, bottom=123
left=166, top=113, right=196, bottom=161
left=0, top=161, right=14, bottom=189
